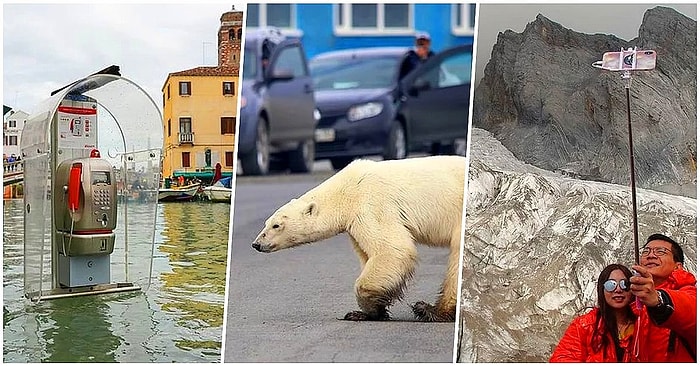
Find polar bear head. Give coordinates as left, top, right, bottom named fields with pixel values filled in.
left=252, top=198, right=332, bottom=253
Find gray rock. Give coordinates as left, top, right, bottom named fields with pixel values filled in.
left=457, top=129, right=697, bottom=362
left=473, top=6, right=697, bottom=197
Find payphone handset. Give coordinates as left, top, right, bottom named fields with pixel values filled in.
left=54, top=150, right=117, bottom=235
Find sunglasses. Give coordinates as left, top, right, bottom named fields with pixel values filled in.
left=603, top=279, right=630, bottom=292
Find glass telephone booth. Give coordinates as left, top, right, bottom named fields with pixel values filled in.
left=21, top=71, right=163, bottom=301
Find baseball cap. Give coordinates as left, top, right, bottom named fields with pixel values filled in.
left=415, top=31, right=431, bottom=41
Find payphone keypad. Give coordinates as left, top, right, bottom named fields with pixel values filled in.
left=92, top=187, right=112, bottom=219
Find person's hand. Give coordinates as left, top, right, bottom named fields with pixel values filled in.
left=630, top=265, right=661, bottom=307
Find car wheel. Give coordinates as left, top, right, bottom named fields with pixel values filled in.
left=330, top=157, right=354, bottom=170
left=383, top=120, right=407, bottom=160
left=240, top=118, right=270, bottom=175
left=288, top=139, right=315, bottom=173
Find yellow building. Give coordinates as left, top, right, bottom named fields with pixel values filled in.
left=161, top=7, right=243, bottom=183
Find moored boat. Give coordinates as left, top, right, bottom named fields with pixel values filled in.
left=202, top=177, right=232, bottom=203
left=157, top=183, right=200, bottom=202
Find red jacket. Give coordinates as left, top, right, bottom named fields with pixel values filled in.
left=633, top=269, right=696, bottom=362
left=550, top=308, right=637, bottom=362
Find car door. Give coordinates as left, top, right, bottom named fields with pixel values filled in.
left=399, top=45, right=473, bottom=145
left=264, top=39, right=316, bottom=145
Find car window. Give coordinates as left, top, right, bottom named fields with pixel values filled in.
left=243, top=47, right=257, bottom=79
left=414, top=50, right=472, bottom=89
left=438, top=51, right=472, bottom=87
left=274, top=45, right=307, bottom=78
left=310, top=56, right=400, bottom=91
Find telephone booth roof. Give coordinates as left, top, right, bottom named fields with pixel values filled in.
left=22, top=73, right=163, bottom=157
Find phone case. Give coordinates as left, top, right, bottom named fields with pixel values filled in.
left=600, top=50, right=656, bottom=71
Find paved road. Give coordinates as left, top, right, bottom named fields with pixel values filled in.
left=224, top=161, right=456, bottom=362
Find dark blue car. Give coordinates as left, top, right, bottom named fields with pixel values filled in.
left=237, top=28, right=317, bottom=175
left=310, top=45, right=473, bottom=169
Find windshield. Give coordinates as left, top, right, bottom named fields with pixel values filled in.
left=310, top=56, right=400, bottom=91
left=243, top=47, right=257, bottom=79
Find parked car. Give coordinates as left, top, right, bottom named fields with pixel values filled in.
left=309, top=45, right=473, bottom=169
left=237, top=28, right=317, bottom=175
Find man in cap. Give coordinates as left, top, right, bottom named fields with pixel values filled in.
left=399, top=31, right=435, bottom=80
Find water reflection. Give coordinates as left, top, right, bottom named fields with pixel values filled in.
left=158, top=202, right=229, bottom=356
left=3, top=199, right=230, bottom=362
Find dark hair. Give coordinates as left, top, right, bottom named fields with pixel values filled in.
left=645, top=233, right=684, bottom=264
left=591, top=264, right=636, bottom=356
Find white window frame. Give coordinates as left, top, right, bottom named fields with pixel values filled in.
left=451, top=3, right=476, bottom=36
left=334, top=3, right=414, bottom=36
left=247, top=3, right=301, bottom=37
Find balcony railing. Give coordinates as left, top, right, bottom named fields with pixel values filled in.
left=179, top=132, right=194, bottom=145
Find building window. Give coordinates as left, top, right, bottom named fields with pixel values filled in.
left=167, top=119, right=172, bottom=137
left=229, top=29, right=235, bottom=41
left=452, top=4, right=476, bottom=35
left=225, top=151, right=234, bottom=167
left=179, top=117, right=193, bottom=144
left=335, top=4, right=413, bottom=34
left=221, top=117, right=236, bottom=134
left=167, top=84, right=171, bottom=99
left=247, top=4, right=294, bottom=29
left=8, top=136, right=18, bottom=145
left=180, top=117, right=192, bottom=134
left=223, top=82, right=235, bottom=95
left=182, top=152, right=191, bottom=168
left=179, top=81, right=191, bottom=96
left=9, top=120, right=16, bottom=128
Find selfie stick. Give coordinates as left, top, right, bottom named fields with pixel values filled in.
left=622, top=69, right=640, bottom=265
left=592, top=47, right=655, bottom=265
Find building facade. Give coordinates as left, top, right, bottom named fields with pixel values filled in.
left=4, top=109, right=28, bottom=159
left=161, top=7, right=243, bottom=182
left=246, top=3, right=476, bottom=58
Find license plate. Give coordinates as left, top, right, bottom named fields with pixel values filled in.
left=315, top=128, right=335, bottom=142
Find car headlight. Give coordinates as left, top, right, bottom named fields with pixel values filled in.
left=347, top=102, right=383, bottom=122
left=240, top=96, right=247, bottom=109
left=314, top=108, right=321, bottom=121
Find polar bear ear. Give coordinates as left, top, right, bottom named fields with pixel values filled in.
left=303, top=202, right=317, bottom=216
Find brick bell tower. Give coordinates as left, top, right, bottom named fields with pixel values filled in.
left=218, top=5, right=243, bottom=67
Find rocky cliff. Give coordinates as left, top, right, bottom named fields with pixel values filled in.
left=457, top=128, right=697, bottom=362
left=473, top=6, right=697, bottom=197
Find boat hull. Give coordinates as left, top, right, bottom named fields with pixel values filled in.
left=158, top=184, right=200, bottom=202
left=202, top=186, right=231, bottom=203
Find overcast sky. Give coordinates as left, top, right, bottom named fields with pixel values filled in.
left=3, top=2, right=243, bottom=114
left=474, top=3, right=697, bottom=85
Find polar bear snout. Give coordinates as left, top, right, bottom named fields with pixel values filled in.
left=252, top=241, right=274, bottom=253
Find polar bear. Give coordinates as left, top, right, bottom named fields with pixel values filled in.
left=252, top=156, right=466, bottom=322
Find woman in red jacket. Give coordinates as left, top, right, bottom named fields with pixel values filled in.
left=550, top=264, right=638, bottom=362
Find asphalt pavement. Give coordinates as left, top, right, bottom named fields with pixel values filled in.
left=223, top=159, right=456, bottom=362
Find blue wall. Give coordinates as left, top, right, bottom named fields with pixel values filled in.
left=294, top=4, right=474, bottom=59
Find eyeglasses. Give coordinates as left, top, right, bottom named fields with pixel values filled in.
left=603, top=279, right=630, bottom=292
left=641, top=247, right=672, bottom=257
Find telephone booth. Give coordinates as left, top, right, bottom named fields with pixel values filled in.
left=21, top=69, right=163, bottom=301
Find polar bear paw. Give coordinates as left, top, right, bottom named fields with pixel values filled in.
left=412, top=301, right=455, bottom=322
left=341, top=310, right=391, bottom=321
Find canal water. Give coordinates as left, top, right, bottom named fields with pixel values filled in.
left=3, top=199, right=231, bottom=362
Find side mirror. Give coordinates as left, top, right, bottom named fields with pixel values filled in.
left=269, top=68, right=295, bottom=81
